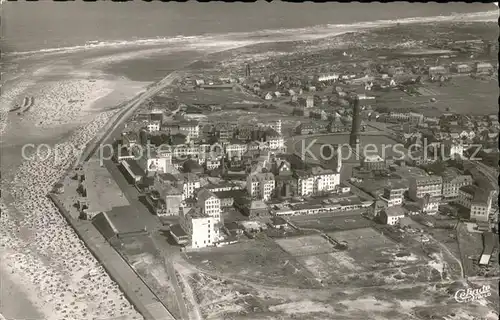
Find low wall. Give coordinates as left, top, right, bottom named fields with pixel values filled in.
left=48, top=193, right=175, bottom=320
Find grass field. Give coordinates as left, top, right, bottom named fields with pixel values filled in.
left=172, top=88, right=255, bottom=105
left=275, top=235, right=335, bottom=257
left=327, top=227, right=395, bottom=249
left=289, top=213, right=373, bottom=232
left=377, top=77, right=497, bottom=116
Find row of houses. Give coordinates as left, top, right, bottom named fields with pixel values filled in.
left=428, top=61, right=494, bottom=77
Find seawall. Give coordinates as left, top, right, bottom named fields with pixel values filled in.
left=47, top=193, right=176, bottom=320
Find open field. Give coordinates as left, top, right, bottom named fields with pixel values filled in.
left=179, top=257, right=498, bottom=320
left=287, top=228, right=437, bottom=287
left=328, top=227, right=395, bottom=249
left=116, top=235, right=182, bottom=320
left=376, top=77, right=497, bottom=116
left=289, top=212, right=373, bottom=232
left=172, top=88, right=257, bottom=105
left=185, top=239, right=317, bottom=289
left=275, top=235, right=335, bottom=257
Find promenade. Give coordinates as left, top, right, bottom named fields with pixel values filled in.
left=49, top=194, right=175, bottom=320
left=47, top=71, right=185, bottom=320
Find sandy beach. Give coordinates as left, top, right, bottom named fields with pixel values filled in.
left=0, top=50, right=155, bottom=320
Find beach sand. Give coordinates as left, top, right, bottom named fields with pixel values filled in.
left=0, top=265, right=43, bottom=320
left=0, top=51, right=159, bottom=320
left=1, top=11, right=497, bottom=319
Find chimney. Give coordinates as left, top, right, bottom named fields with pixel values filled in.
left=349, top=95, right=361, bottom=148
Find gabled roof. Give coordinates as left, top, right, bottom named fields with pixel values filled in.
left=197, top=188, right=217, bottom=202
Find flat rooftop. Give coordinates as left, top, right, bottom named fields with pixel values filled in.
left=105, top=206, right=148, bottom=235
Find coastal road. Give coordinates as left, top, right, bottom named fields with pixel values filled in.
left=471, top=160, right=498, bottom=187
left=80, top=71, right=184, bottom=164
left=150, top=233, right=191, bottom=320
left=74, top=70, right=186, bottom=320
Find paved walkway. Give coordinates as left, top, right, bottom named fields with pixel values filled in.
left=49, top=194, right=175, bottom=320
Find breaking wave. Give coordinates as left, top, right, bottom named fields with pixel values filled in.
left=6, top=9, right=497, bottom=57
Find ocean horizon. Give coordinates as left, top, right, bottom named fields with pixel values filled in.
left=1, top=2, right=497, bottom=54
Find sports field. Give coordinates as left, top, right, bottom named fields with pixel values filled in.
left=275, top=235, right=335, bottom=257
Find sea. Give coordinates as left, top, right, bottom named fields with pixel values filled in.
left=1, top=1, right=497, bottom=54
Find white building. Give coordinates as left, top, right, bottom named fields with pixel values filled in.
left=197, top=189, right=221, bottom=220
left=180, top=208, right=217, bottom=249
left=147, top=120, right=161, bottom=132
left=295, top=166, right=341, bottom=197
left=178, top=189, right=223, bottom=249
left=443, top=140, right=464, bottom=160
left=441, top=170, right=473, bottom=199
left=380, top=183, right=406, bottom=207
left=179, top=120, right=200, bottom=139
left=458, top=185, right=493, bottom=222
left=381, top=206, right=406, bottom=225
left=179, top=173, right=201, bottom=200
left=408, top=176, right=442, bottom=201
left=418, top=196, right=440, bottom=215
left=318, top=74, right=339, bottom=82
left=311, top=166, right=340, bottom=194
left=225, top=140, right=248, bottom=157
left=247, top=172, right=275, bottom=201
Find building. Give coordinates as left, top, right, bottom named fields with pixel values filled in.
left=380, top=206, right=406, bottom=225
left=121, top=159, right=145, bottom=184
left=417, top=195, right=440, bottom=215
left=474, top=62, right=493, bottom=74
left=408, top=112, right=424, bottom=126
left=147, top=121, right=161, bottom=132
left=294, top=166, right=340, bottom=196
left=306, top=95, right=314, bottom=109
left=441, top=169, right=473, bottom=200
left=451, top=64, right=472, bottom=73
left=177, top=189, right=222, bottom=249
left=270, top=216, right=288, bottom=229
left=275, top=175, right=297, bottom=199
left=214, top=190, right=245, bottom=208
left=361, top=155, right=386, bottom=171
left=408, top=176, right=442, bottom=201
left=428, top=66, right=447, bottom=77
left=458, top=185, right=492, bottom=222
left=151, top=182, right=183, bottom=216
left=234, top=197, right=269, bottom=218
left=179, top=207, right=218, bottom=249
left=442, top=139, right=464, bottom=160
left=268, top=119, right=282, bottom=135
left=318, top=74, right=339, bottom=82
left=199, top=84, right=235, bottom=91
left=295, top=122, right=325, bottom=135
left=264, top=128, right=285, bottom=150
left=178, top=120, right=200, bottom=139
left=247, top=172, right=275, bottom=201
left=388, top=112, right=410, bottom=122
left=380, top=183, right=406, bottom=207
left=155, top=172, right=200, bottom=201
left=216, top=123, right=234, bottom=141
left=197, top=189, right=222, bottom=219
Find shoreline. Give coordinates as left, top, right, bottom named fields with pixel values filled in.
left=0, top=14, right=497, bottom=320
left=4, top=9, right=497, bottom=61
